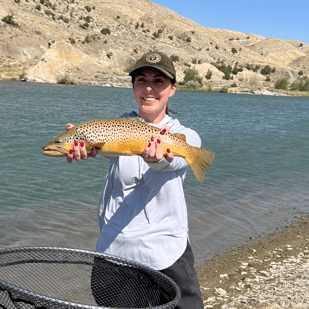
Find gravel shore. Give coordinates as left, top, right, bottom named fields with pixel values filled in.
left=197, top=214, right=309, bottom=309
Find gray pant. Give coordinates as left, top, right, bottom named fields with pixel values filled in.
left=160, top=241, right=204, bottom=309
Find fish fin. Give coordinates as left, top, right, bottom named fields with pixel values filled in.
left=186, top=147, right=215, bottom=183
left=122, top=117, right=145, bottom=124
left=172, top=133, right=186, bottom=142
left=91, top=142, right=106, bottom=149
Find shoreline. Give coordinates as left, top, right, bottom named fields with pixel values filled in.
left=197, top=214, right=309, bottom=308
left=1, top=80, right=308, bottom=97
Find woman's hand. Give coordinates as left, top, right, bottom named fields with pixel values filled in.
left=142, top=126, right=174, bottom=163
left=65, top=123, right=98, bottom=163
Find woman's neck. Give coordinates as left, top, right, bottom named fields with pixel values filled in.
left=139, top=110, right=166, bottom=124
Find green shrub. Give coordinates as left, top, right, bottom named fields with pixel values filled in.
left=260, top=65, right=272, bottom=75
left=298, top=70, right=304, bottom=76
left=205, top=69, right=212, bottom=80
left=107, top=52, right=112, bottom=59
left=192, top=58, right=197, bottom=64
left=83, top=35, right=91, bottom=43
left=253, top=65, right=260, bottom=73
left=84, top=16, right=92, bottom=23
left=212, top=62, right=232, bottom=80
left=69, top=38, right=75, bottom=44
left=231, top=83, right=237, bottom=87
left=141, top=22, right=144, bottom=28
left=220, top=86, right=229, bottom=93
left=133, top=49, right=138, bottom=54
left=84, top=5, right=91, bottom=12
left=58, top=15, right=69, bottom=23
left=170, top=55, right=179, bottom=62
left=275, top=77, right=289, bottom=90
left=271, top=67, right=276, bottom=73
left=168, top=35, right=173, bottom=40
left=1, top=15, right=19, bottom=27
left=290, top=77, right=309, bottom=91
left=265, top=76, right=271, bottom=82
left=79, top=24, right=88, bottom=29
left=186, top=37, right=191, bottom=43
left=215, top=45, right=219, bottom=50
left=101, top=28, right=111, bottom=35
left=45, top=10, right=53, bottom=16
left=184, top=63, right=191, bottom=67
left=158, top=29, right=163, bottom=34
left=57, top=74, right=75, bottom=85
left=232, top=62, right=242, bottom=75
left=135, top=22, right=139, bottom=29
left=153, top=32, right=159, bottom=38
left=183, top=69, right=203, bottom=86
left=246, top=63, right=253, bottom=70
left=231, top=48, right=237, bottom=54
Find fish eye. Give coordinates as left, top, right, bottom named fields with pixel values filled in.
left=55, top=139, right=61, bottom=144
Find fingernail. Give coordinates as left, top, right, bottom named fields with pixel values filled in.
left=80, top=142, right=84, bottom=147
left=151, top=136, right=155, bottom=142
left=69, top=149, right=74, bottom=154
left=167, top=148, right=171, bottom=153
left=148, top=142, right=151, bottom=147
left=74, top=140, right=78, bottom=147
left=66, top=125, right=70, bottom=129
left=157, top=139, right=161, bottom=144
left=161, top=128, right=167, bottom=135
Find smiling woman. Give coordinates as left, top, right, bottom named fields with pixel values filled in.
left=63, top=51, right=211, bottom=309
left=132, top=68, right=177, bottom=124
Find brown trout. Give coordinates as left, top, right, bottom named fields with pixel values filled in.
left=42, top=117, right=215, bottom=183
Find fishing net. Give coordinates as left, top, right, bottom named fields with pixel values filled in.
left=0, top=247, right=180, bottom=309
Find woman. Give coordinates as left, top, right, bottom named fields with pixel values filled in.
left=67, top=51, right=204, bottom=309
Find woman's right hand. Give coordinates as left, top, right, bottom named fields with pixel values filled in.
left=65, top=123, right=98, bottom=163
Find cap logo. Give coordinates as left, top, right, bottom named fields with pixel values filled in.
left=145, top=53, right=161, bottom=63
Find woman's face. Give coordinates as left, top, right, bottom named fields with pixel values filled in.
left=133, top=68, right=176, bottom=124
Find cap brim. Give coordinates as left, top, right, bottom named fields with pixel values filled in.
left=129, top=65, right=175, bottom=80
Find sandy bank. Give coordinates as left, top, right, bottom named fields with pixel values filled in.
left=197, top=214, right=309, bottom=308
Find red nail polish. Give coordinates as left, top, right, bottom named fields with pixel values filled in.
left=167, top=148, right=171, bottom=153
left=161, top=128, right=167, bottom=134
left=74, top=141, right=78, bottom=147
left=66, top=125, right=70, bottom=129
left=69, top=149, right=74, bottom=154
left=151, top=136, right=154, bottom=142
left=148, top=142, right=151, bottom=147
left=157, top=139, right=161, bottom=144
left=80, top=142, right=84, bottom=147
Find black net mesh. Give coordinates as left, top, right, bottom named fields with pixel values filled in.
left=0, top=247, right=180, bottom=309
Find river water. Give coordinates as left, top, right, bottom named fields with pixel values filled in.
left=0, top=81, right=308, bottom=266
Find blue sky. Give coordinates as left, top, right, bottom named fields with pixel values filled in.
left=150, top=0, right=308, bottom=44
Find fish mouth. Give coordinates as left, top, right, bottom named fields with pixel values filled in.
left=42, top=147, right=67, bottom=157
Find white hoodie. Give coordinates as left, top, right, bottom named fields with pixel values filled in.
left=96, top=111, right=201, bottom=270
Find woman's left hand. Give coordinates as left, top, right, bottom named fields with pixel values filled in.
left=142, top=126, right=174, bottom=163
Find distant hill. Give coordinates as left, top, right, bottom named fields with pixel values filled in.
left=0, top=0, right=308, bottom=90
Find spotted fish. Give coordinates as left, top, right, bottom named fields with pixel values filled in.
left=42, top=117, right=215, bottom=183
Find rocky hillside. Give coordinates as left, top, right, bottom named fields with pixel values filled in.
left=0, top=0, right=308, bottom=89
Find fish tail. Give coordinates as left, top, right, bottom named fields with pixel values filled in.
left=185, top=146, right=215, bottom=183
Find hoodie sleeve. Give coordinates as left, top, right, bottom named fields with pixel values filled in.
left=145, top=126, right=201, bottom=172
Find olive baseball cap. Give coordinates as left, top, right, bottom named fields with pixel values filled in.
left=129, top=51, right=176, bottom=82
